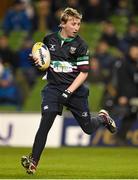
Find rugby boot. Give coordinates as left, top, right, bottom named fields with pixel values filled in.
left=99, top=109, right=117, bottom=133
left=21, top=155, right=37, bottom=174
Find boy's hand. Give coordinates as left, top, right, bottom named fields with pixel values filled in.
left=60, top=89, right=72, bottom=105
left=29, top=53, right=39, bottom=66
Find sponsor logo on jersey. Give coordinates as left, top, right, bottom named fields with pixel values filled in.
left=49, top=44, right=56, bottom=51
left=70, top=47, right=76, bottom=54
left=44, top=105, right=49, bottom=110
left=82, top=112, right=88, bottom=117
left=50, top=61, right=77, bottom=73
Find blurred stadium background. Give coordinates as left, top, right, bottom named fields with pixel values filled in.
left=0, top=0, right=138, bottom=178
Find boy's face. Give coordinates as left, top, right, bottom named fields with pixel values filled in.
left=61, top=16, right=81, bottom=38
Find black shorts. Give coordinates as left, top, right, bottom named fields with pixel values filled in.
left=41, top=83, right=91, bottom=120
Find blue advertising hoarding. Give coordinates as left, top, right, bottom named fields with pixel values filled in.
left=61, top=117, right=138, bottom=146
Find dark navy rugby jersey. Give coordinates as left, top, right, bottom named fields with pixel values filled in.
left=43, top=31, right=89, bottom=85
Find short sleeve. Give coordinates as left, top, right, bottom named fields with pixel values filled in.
left=76, top=43, right=89, bottom=72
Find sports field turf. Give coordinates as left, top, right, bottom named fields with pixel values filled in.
left=0, top=147, right=138, bottom=179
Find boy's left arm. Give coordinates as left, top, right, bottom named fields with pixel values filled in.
left=60, top=41, right=89, bottom=104
left=60, top=72, right=88, bottom=104
left=67, top=71, right=88, bottom=93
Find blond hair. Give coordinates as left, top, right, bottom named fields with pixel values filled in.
left=60, top=7, right=82, bottom=24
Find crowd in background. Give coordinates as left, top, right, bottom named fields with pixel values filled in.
left=2, top=0, right=138, bottom=34
left=0, top=0, right=138, bottom=145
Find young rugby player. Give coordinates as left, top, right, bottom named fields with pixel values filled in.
left=21, top=7, right=117, bottom=174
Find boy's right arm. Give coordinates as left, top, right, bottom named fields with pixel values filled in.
left=29, top=54, right=39, bottom=67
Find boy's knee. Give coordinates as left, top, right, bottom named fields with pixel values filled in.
left=81, top=126, right=94, bottom=135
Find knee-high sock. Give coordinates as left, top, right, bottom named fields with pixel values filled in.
left=31, top=112, right=57, bottom=163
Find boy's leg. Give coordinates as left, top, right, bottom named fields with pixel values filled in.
left=67, top=96, right=117, bottom=135
left=31, top=111, right=57, bottom=163
left=21, top=111, right=57, bottom=174
left=21, top=85, right=62, bottom=174
left=67, top=96, right=103, bottom=134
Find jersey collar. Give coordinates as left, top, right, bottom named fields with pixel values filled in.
left=57, top=31, right=75, bottom=42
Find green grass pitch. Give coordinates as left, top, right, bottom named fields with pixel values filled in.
left=0, top=147, right=138, bottom=179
